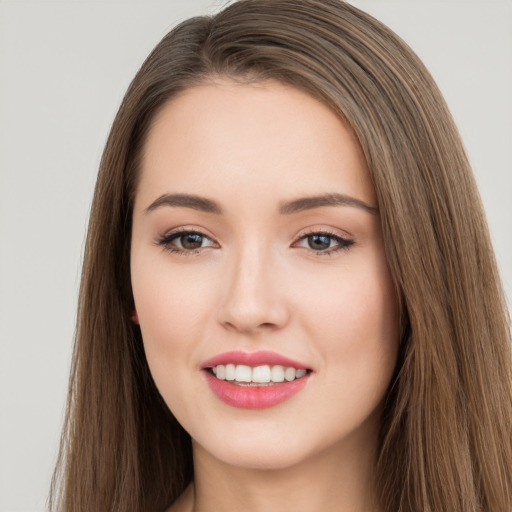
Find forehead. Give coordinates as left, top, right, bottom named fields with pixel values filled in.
left=136, top=79, right=376, bottom=212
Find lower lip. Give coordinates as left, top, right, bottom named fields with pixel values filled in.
left=204, top=371, right=310, bottom=409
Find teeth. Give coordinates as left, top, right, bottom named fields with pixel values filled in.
left=284, top=367, right=296, bottom=382
left=235, top=364, right=252, bottom=382
left=210, top=364, right=308, bottom=383
left=216, top=365, right=226, bottom=380
left=252, top=365, right=271, bottom=383
left=271, top=365, right=285, bottom=382
left=225, top=363, right=236, bottom=381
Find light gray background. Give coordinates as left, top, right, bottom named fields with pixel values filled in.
left=0, top=1, right=511, bottom=510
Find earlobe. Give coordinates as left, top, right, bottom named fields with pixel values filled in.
left=131, top=308, right=139, bottom=324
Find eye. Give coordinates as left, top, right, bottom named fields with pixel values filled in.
left=157, top=229, right=217, bottom=255
left=294, top=231, right=354, bottom=255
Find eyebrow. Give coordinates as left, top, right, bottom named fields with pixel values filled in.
left=279, top=193, right=378, bottom=215
left=145, top=193, right=223, bottom=214
left=144, top=192, right=378, bottom=216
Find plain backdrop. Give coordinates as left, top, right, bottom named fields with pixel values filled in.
left=0, top=1, right=511, bottom=510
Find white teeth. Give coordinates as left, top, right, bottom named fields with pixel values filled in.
left=271, top=365, right=285, bottom=382
left=295, top=369, right=307, bottom=378
left=284, top=367, right=296, bottom=382
left=216, top=365, right=226, bottom=380
left=252, top=365, right=271, bottom=383
left=235, top=364, right=252, bottom=382
left=210, top=363, right=308, bottom=383
left=225, top=363, right=236, bottom=381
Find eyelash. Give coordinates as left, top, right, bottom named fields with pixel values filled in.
left=156, top=228, right=354, bottom=257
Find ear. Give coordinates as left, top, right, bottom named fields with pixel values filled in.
left=131, top=308, right=139, bottom=325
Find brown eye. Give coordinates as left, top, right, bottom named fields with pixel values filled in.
left=180, top=233, right=204, bottom=250
left=157, top=229, right=217, bottom=255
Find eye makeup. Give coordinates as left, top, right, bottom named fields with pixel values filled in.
left=155, top=227, right=355, bottom=257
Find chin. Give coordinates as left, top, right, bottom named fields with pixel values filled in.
left=199, top=439, right=313, bottom=471
left=191, top=418, right=358, bottom=473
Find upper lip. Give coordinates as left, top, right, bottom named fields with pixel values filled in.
left=202, top=350, right=311, bottom=370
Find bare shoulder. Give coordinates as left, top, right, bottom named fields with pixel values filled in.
left=165, top=483, right=194, bottom=512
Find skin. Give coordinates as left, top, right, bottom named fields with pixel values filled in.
left=130, top=79, right=400, bottom=512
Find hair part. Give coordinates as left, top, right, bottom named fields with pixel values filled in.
left=50, top=1, right=512, bottom=511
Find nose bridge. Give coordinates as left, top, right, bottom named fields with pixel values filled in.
left=218, top=235, right=288, bottom=333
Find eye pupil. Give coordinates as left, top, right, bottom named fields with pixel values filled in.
left=308, top=234, right=331, bottom=250
left=181, top=233, right=203, bottom=249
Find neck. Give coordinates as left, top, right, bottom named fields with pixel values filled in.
left=189, top=432, right=381, bottom=512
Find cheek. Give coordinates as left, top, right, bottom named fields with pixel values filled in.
left=131, top=266, right=209, bottom=418
left=132, top=254, right=217, bottom=339
left=300, top=254, right=398, bottom=337
left=299, top=254, right=399, bottom=386
left=131, top=255, right=229, bottom=416
left=131, top=256, right=193, bottom=362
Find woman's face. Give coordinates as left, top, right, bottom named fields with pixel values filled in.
left=131, top=79, right=400, bottom=470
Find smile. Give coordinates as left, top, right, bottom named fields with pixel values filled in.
left=202, top=351, right=312, bottom=409
left=210, top=364, right=308, bottom=384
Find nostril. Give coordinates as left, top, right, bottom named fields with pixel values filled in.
left=221, top=319, right=280, bottom=334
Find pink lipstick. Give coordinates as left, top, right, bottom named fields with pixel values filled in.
left=202, top=351, right=312, bottom=409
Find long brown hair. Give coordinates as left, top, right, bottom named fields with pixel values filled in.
left=49, top=1, right=512, bottom=510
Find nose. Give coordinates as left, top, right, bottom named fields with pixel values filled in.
left=217, top=243, right=290, bottom=335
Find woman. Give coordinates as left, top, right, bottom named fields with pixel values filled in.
left=49, top=1, right=512, bottom=511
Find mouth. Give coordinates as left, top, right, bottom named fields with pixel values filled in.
left=208, top=364, right=309, bottom=386
left=202, top=351, right=312, bottom=409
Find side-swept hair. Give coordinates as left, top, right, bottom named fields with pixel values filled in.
left=50, top=1, right=512, bottom=511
